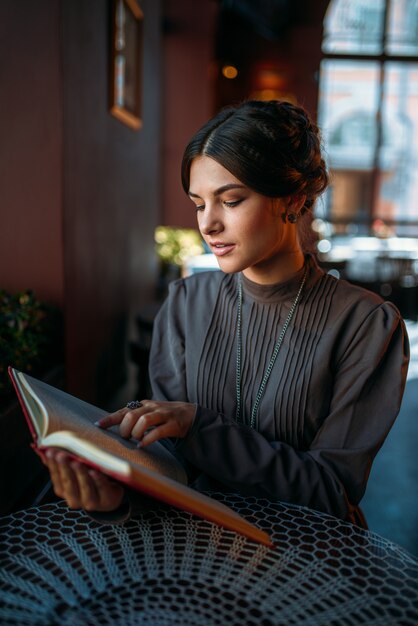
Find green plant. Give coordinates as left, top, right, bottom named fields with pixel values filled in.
left=0, top=289, right=63, bottom=400
left=154, top=226, right=204, bottom=266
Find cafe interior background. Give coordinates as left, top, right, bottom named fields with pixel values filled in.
left=0, top=0, right=417, bottom=555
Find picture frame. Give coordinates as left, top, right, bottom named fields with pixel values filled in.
left=110, top=0, right=143, bottom=130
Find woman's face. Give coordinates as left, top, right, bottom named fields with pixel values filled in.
left=188, top=155, right=303, bottom=284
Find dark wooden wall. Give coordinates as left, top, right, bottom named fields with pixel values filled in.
left=61, top=0, right=162, bottom=403
left=0, top=1, right=65, bottom=303
left=161, top=0, right=218, bottom=229
left=0, top=0, right=162, bottom=404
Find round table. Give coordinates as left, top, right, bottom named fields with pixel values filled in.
left=1, top=493, right=417, bottom=625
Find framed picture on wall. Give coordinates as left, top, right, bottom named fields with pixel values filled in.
left=110, top=0, right=143, bottom=130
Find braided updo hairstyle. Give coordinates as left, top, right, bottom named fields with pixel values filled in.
left=181, top=100, right=329, bottom=252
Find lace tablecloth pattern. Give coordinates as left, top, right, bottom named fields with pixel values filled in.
left=1, top=493, right=417, bottom=625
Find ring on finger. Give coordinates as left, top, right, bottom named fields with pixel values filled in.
left=126, top=400, right=143, bottom=410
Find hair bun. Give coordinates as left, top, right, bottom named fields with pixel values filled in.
left=182, top=98, right=329, bottom=212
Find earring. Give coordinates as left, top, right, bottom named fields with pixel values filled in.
left=287, top=212, right=298, bottom=224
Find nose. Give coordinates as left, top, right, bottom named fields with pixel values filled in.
left=198, top=205, right=223, bottom=236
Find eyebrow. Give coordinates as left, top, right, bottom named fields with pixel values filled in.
left=188, top=183, right=246, bottom=199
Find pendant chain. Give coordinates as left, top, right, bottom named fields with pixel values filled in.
left=235, top=268, right=308, bottom=429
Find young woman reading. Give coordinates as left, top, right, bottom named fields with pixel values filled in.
left=44, top=100, right=409, bottom=527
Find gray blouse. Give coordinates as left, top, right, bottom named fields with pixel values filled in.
left=149, top=255, right=409, bottom=524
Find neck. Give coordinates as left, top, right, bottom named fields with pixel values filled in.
left=242, top=250, right=305, bottom=285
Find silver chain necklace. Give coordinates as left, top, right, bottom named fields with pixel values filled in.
left=235, top=267, right=308, bottom=429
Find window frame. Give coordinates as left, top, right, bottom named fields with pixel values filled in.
left=320, top=0, right=418, bottom=234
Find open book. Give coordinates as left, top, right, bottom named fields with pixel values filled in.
left=8, top=367, right=272, bottom=547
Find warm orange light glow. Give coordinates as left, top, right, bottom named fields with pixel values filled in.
left=257, top=69, right=285, bottom=89
left=250, top=89, right=297, bottom=103
left=222, top=65, right=238, bottom=79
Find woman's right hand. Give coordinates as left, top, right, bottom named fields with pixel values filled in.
left=43, top=449, right=125, bottom=512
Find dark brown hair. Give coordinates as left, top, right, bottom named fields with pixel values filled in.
left=181, top=100, right=329, bottom=251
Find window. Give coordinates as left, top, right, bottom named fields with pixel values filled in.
left=318, top=0, right=418, bottom=236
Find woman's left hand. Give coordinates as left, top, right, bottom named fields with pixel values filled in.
left=43, top=449, right=125, bottom=512
left=97, top=400, right=196, bottom=447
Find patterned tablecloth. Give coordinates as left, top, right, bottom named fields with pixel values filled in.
left=1, top=493, right=417, bottom=625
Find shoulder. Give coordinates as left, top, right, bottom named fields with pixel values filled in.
left=329, top=273, right=382, bottom=306
left=309, top=255, right=382, bottom=307
left=306, top=255, right=399, bottom=323
left=320, top=270, right=401, bottom=319
left=156, top=271, right=236, bottom=333
left=315, top=272, right=406, bottom=366
left=168, top=270, right=233, bottom=300
left=310, top=272, right=408, bottom=370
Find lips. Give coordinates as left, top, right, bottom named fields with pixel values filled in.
left=209, top=242, right=236, bottom=257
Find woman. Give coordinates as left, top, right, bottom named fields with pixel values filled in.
left=45, top=100, right=409, bottom=526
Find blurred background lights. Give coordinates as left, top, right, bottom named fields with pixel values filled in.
left=317, top=239, right=332, bottom=254
left=312, top=218, right=330, bottom=236
left=222, top=64, right=238, bottom=79
left=327, top=269, right=340, bottom=279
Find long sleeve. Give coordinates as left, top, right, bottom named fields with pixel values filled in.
left=149, top=269, right=409, bottom=522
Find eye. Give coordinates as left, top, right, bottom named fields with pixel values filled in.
left=189, top=197, right=205, bottom=211
left=223, top=199, right=242, bottom=208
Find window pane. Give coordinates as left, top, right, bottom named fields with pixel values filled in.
left=323, top=0, right=385, bottom=54
left=387, top=0, right=418, bottom=55
left=375, top=63, right=418, bottom=230
left=318, top=60, right=380, bottom=230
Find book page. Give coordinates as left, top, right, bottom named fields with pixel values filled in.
left=19, top=373, right=187, bottom=484
left=16, top=373, right=47, bottom=440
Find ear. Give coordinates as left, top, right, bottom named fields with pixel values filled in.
left=287, top=194, right=306, bottom=213
left=280, top=195, right=306, bottom=223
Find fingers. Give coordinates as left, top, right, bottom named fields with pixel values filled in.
left=88, top=470, right=125, bottom=510
left=137, top=421, right=179, bottom=447
left=44, top=449, right=64, bottom=498
left=96, top=400, right=196, bottom=446
left=98, top=401, right=159, bottom=440
left=44, top=449, right=125, bottom=512
left=96, top=407, right=129, bottom=429
left=45, top=449, right=82, bottom=507
left=97, top=402, right=150, bottom=435
left=130, top=409, right=167, bottom=441
left=71, top=462, right=100, bottom=510
left=119, top=409, right=150, bottom=439
left=132, top=402, right=196, bottom=446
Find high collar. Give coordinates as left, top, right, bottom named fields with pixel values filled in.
left=238, top=254, right=323, bottom=304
